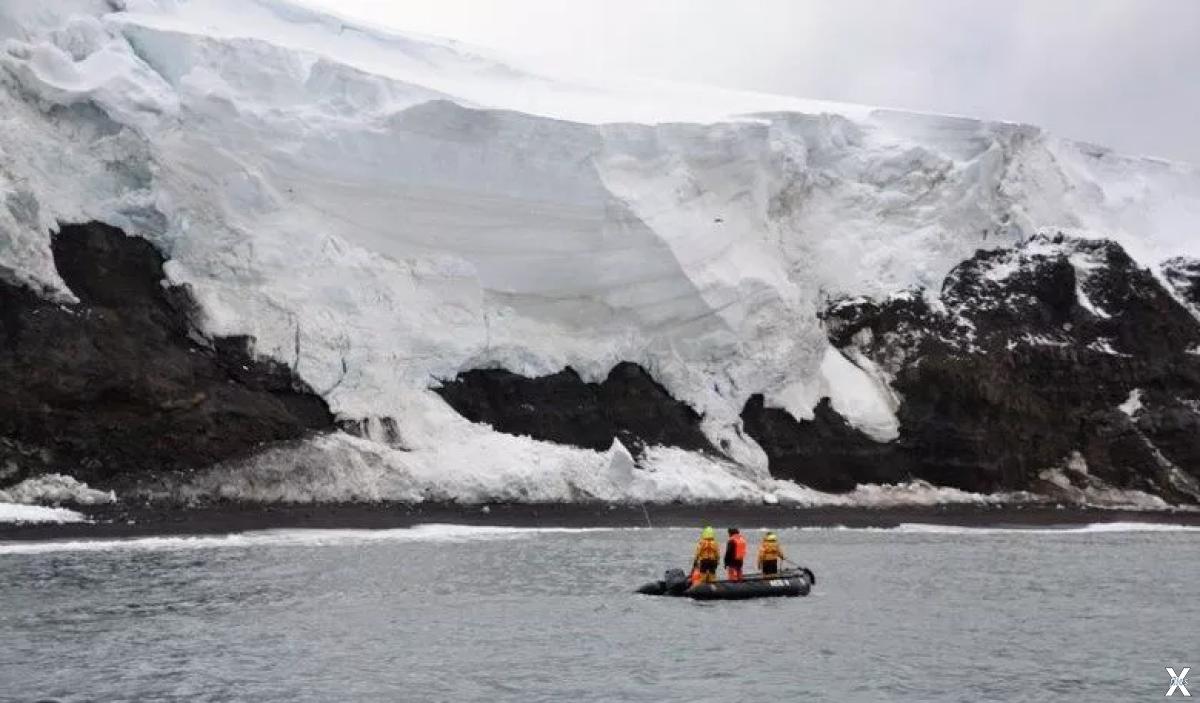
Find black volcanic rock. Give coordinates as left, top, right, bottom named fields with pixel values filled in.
left=0, top=222, right=333, bottom=488
left=772, top=233, right=1200, bottom=502
left=741, top=395, right=907, bottom=491
left=434, top=362, right=716, bottom=456
left=1163, top=256, right=1200, bottom=308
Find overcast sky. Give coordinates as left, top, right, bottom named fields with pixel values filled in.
left=308, top=0, right=1200, bottom=164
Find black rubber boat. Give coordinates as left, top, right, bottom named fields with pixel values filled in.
left=637, top=567, right=815, bottom=600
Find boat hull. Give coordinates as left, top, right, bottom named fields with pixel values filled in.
left=685, top=574, right=810, bottom=600
left=637, top=568, right=814, bottom=600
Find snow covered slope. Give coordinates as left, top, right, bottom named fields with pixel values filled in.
left=2, top=0, right=1199, bottom=503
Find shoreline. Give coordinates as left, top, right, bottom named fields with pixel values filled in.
left=3, top=501, right=1200, bottom=541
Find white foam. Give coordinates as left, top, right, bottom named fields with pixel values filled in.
left=0, top=523, right=623, bottom=555
left=7, top=520, right=1197, bottom=556
left=887, top=521, right=1200, bottom=535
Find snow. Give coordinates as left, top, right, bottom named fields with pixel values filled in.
left=0, top=474, right=116, bottom=505
left=1, top=0, right=1198, bottom=504
left=1038, top=467, right=1171, bottom=511
left=1119, top=389, right=1144, bottom=417
left=983, top=257, right=1022, bottom=283
left=167, top=431, right=767, bottom=505
left=605, top=438, right=635, bottom=488
left=767, top=345, right=900, bottom=442
left=1038, top=454, right=1175, bottom=510
left=169, top=429, right=1181, bottom=509
left=1021, top=334, right=1070, bottom=348
left=0, top=502, right=89, bottom=524
left=1087, top=338, right=1129, bottom=356
left=1075, top=286, right=1111, bottom=319
left=1068, top=251, right=1114, bottom=318
left=771, top=479, right=1033, bottom=508
left=0, top=474, right=111, bottom=524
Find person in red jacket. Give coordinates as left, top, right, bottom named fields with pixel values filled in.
left=724, top=527, right=747, bottom=581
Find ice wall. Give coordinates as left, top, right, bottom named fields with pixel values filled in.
left=1, top=0, right=1198, bottom=501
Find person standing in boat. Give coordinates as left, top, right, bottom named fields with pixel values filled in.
left=724, top=527, right=747, bottom=581
left=690, top=526, right=721, bottom=585
left=757, top=531, right=787, bottom=575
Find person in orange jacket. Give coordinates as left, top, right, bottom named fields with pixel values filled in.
left=757, top=531, right=787, bottom=575
left=690, top=526, right=720, bottom=585
left=724, top=527, right=747, bottom=581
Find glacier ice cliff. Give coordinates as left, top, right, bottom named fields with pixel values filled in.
left=1, top=0, right=1199, bottom=505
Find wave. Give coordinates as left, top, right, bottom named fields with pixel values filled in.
left=0, top=523, right=621, bottom=555
left=803, top=522, right=1200, bottom=535
left=5, top=520, right=1199, bottom=557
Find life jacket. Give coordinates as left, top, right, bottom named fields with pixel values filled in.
left=695, top=537, right=719, bottom=562
left=729, top=534, right=747, bottom=561
left=759, top=541, right=780, bottom=561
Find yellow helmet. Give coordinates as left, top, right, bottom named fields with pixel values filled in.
left=701, top=526, right=715, bottom=540
left=765, top=532, right=778, bottom=542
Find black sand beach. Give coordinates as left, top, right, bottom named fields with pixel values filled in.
left=3, top=501, right=1198, bottom=542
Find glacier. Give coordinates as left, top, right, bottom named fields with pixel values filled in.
left=1, top=0, right=1199, bottom=505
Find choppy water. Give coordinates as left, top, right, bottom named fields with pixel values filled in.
left=1, top=523, right=1198, bottom=702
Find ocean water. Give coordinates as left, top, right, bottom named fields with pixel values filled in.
left=1, top=523, right=1197, bottom=702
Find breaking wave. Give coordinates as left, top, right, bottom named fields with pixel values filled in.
left=5, top=521, right=1199, bottom=557
left=0, top=523, right=621, bottom=555
left=788, top=522, right=1200, bottom=535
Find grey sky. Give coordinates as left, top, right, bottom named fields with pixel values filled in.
left=309, top=0, right=1200, bottom=164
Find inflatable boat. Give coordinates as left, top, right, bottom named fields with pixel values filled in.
left=637, top=567, right=814, bottom=600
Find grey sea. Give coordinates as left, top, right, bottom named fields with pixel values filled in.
left=1, top=523, right=1197, bottom=702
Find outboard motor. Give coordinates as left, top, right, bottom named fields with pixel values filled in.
left=663, top=568, right=689, bottom=595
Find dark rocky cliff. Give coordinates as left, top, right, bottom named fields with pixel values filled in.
left=0, top=222, right=333, bottom=489
left=743, top=234, right=1200, bottom=502
left=435, top=362, right=716, bottom=456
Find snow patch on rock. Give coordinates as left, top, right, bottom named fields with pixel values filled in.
left=1038, top=453, right=1172, bottom=510
left=767, top=345, right=900, bottom=442
left=1039, top=467, right=1170, bottom=510
left=167, top=430, right=763, bottom=505
left=0, top=502, right=89, bottom=523
left=1118, top=389, right=1144, bottom=417
left=1087, top=338, right=1129, bottom=356
left=0, top=473, right=116, bottom=505
left=772, top=479, right=1032, bottom=508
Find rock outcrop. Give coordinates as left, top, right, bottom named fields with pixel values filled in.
left=435, top=362, right=716, bottom=456
left=1163, top=256, right=1200, bottom=308
left=741, top=233, right=1200, bottom=502
left=741, top=395, right=906, bottom=491
left=0, top=222, right=334, bottom=489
